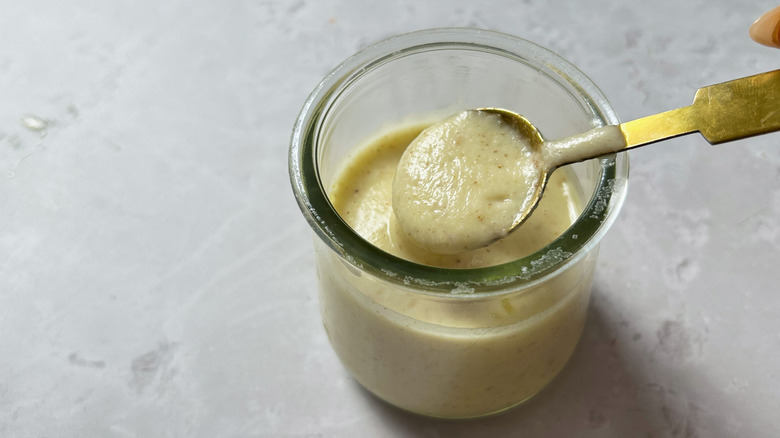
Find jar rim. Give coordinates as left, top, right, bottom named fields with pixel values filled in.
left=289, top=28, right=628, bottom=296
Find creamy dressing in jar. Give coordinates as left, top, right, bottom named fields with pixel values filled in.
left=323, top=121, right=594, bottom=417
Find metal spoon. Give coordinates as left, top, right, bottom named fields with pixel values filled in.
left=396, top=70, right=780, bottom=254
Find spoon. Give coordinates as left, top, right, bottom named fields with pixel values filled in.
left=393, top=70, right=780, bottom=254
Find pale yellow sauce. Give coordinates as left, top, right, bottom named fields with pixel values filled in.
left=321, top=121, right=595, bottom=418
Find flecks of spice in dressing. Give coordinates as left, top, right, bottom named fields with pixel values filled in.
left=392, top=111, right=543, bottom=254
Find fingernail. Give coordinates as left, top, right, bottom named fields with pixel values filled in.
left=750, top=6, right=780, bottom=48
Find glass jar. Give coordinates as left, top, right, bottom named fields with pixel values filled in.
left=289, top=28, right=628, bottom=419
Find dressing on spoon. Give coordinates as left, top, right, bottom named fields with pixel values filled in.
left=393, top=70, right=780, bottom=254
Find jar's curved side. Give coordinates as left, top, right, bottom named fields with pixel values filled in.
left=315, top=235, right=597, bottom=418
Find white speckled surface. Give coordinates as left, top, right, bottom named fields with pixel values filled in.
left=2, top=1, right=779, bottom=436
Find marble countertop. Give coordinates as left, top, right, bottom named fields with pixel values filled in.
left=2, top=1, right=779, bottom=436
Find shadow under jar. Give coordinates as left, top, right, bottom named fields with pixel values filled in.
left=289, top=28, right=628, bottom=419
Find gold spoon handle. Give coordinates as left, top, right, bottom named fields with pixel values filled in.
left=620, top=70, right=780, bottom=148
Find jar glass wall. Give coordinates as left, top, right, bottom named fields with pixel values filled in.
left=290, top=28, right=628, bottom=419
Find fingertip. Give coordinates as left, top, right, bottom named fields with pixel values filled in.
left=750, top=6, right=780, bottom=48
